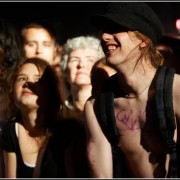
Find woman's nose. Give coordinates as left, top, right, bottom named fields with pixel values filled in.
left=102, top=32, right=113, bottom=42
left=23, top=80, right=35, bottom=88
left=77, top=60, right=85, bottom=68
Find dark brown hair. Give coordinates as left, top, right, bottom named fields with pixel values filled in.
left=9, top=57, right=66, bottom=131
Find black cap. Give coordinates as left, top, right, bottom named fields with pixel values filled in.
left=91, top=2, right=164, bottom=45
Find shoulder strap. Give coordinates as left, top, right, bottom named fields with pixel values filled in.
left=105, top=92, right=119, bottom=146
left=95, top=92, right=118, bottom=146
left=155, top=66, right=177, bottom=178
left=95, top=92, right=129, bottom=178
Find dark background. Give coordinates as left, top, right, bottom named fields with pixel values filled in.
left=1, top=2, right=180, bottom=44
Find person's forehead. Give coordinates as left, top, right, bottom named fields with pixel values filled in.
left=24, top=28, right=54, bottom=40
left=70, top=48, right=98, bottom=56
left=98, top=19, right=132, bottom=34
left=19, top=63, right=38, bottom=71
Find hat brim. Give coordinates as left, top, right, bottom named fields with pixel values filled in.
left=91, top=14, right=136, bottom=32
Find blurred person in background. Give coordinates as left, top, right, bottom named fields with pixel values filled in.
left=21, top=20, right=63, bottom=76
left=156, top=35, right=180, bottom=74
left=57, top=35, right=104, bottom=177
left=0, top=18, right=23, bottom=177
left=60, top=35, right=104, bottom=121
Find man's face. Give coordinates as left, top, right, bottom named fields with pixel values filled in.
left=23, top=28, right=57, bottom=65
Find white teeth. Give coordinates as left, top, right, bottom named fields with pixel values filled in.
left=107, top=45, right=116, bottom=51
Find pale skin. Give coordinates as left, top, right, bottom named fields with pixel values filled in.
left=22, top=28, right=59, bottom=66
left=3, top=63, right=47, bottom=178
left=67, top=48, right=100, bottom=111
left=84, top=31, right=180, bottom=178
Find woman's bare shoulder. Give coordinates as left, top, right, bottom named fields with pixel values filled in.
left=172, top=74, right=180, bottom=117
left=173, top=73, right=180, bottom=91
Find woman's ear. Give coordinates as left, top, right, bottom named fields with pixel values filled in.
left=140, top=39, right=147, bottom=48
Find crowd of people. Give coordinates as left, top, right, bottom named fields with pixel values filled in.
left=0, top=2, right=180, bottom=178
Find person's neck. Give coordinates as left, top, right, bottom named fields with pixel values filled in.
left=21, top=109, right=46, bottom=136
left=71, top=85, right=92, bottom=111
left=116, top=62, right=157, bottom=99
